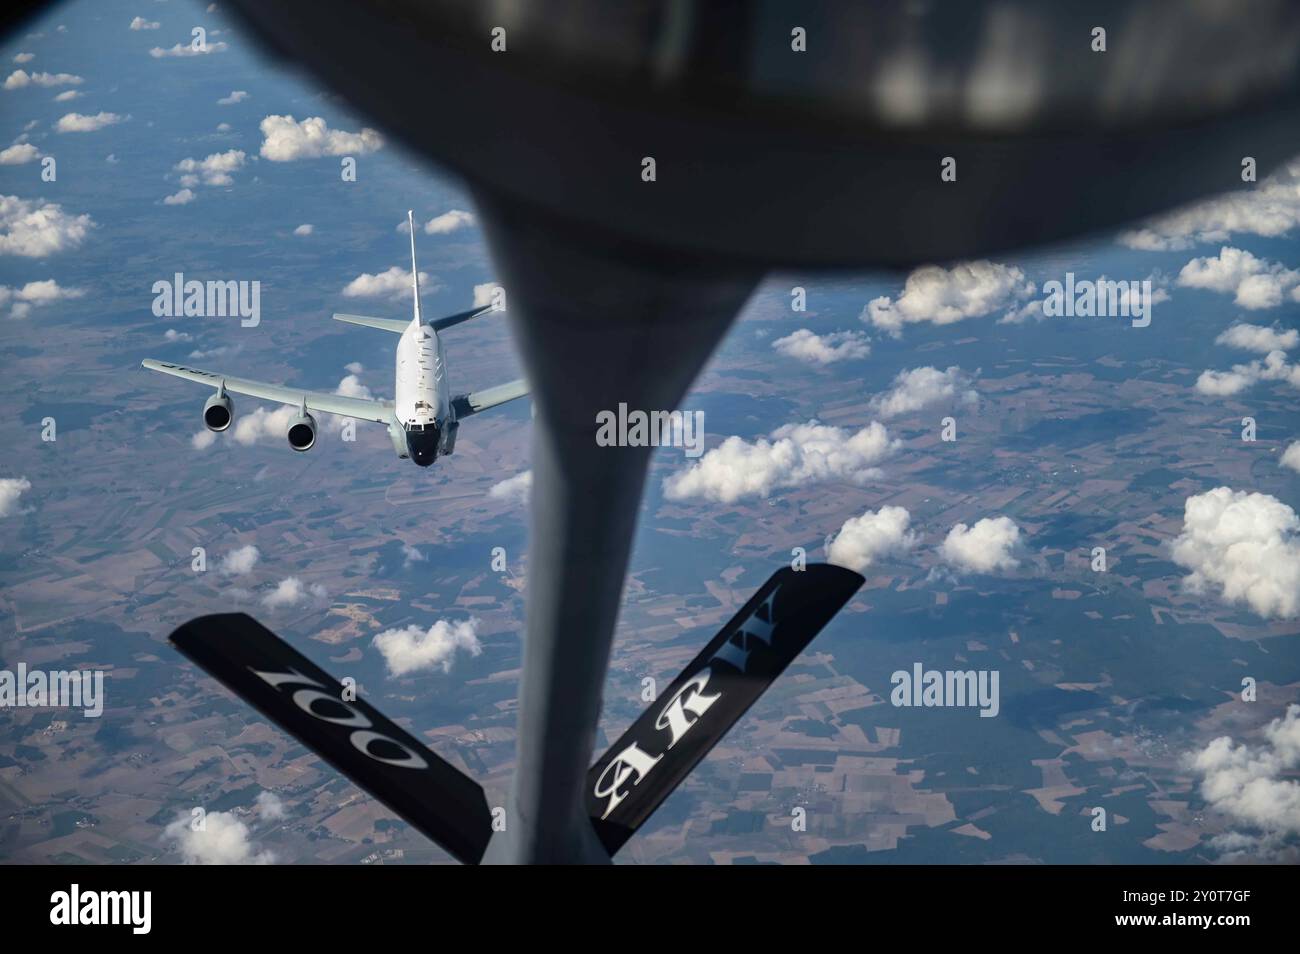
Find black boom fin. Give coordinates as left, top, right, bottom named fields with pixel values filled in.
left=169, top=613, right=493, bottom=865
left=585, top=563, right=865, bottom=856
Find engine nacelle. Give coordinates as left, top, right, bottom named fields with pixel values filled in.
left=287, top=411, right=316, bottom=451
left=203, top=392, right=234, bottom=432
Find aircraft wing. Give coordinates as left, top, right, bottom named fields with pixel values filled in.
left=451, top=377, right=529, bottom=419
left=141, top=359, right=395, bottom=424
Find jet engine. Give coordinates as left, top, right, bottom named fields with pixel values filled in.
left=203, top=392, right=234, bottom=432
left=287, top=411, right=316, bottom=451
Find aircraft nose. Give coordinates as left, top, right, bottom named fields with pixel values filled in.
left=405, top=427, right=440, bottom=466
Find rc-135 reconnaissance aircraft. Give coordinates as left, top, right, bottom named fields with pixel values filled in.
left=142, top=212, right=528, bottom=467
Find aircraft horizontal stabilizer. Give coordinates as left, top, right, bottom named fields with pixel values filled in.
left=429, top=304, right=496, bottom=332
left=585, top=563, right=864, bottom=855
left=169, top=613, right=493, bottom=865
left=333, top=306, right=495, bottom=334
left=332, top=313, right=410, bottom=333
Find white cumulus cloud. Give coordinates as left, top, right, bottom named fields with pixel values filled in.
left=129, top=17, right=160, bottom=30
left=230, top=404, right=297, bottom=446
left=1186, top=704, right=1300, bottom=853
left=373, top=618, right=482, bottom=677
left=473, top=283, right=502, bottom=308
left=217, top=90, right=247, bottom=105
left=1282, top=442, right=1300, bottom=474
left=871, top=365, right=977, bottom=418
left=772, top=328, right=869, bottom=365
left=1177, top=246, right=1300, bottom=310
left=862, top=261, right=1033, bottom=336
left=664, top=420, right=898, bottom=504
left=149, top=41, right=228, bottom=58
left=174, top=149, right=245, bottom=187
left=163, top=811, right=274, bottom=865
left=0, top=279, right=84, bottom=317
left=1215, top=322, right=1299, bottom=353
left=489, top=470, right=532, bottom=504
left=4, top=69, right=82, bottom=89
left=939, top=516, right=1021, bottom=574
left=0, top=195, right=93, bottom=257
left=0, top=142, right=39, bottom=165
left=335, top=368, right=372, bottom=399
left=0, top=476, right=32, bottom=516
left=424, top=209, right=474, bottom=234
left=218, top=544, right=259, bottom=576
left=1120, top=159, right=1300, bottom=250
left=1171, top=487, right=1300, bottom=620
left=1195, top=349, right=1300, bottom=397
left=255, top=791, right=286, bottom=821
left=342, top=265, right=432, bottom=300
left=261, top=576, right=328, bottom=609
left=9, top=278, right=82, bottom=304
left=827, top=505, right=917, bottom=573
left=55, top=111, right=124, bottom=133
left=258, top=115, right=382, bottom=161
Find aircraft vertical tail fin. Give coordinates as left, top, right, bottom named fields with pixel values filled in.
left=169, top=612, right=493, bottom=865
left=584, top=563, right=864, bottom=856
left=408, top=209, right=422, bottom=326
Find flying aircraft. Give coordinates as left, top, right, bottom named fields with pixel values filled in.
left=141, top=212, right=527, bottom=467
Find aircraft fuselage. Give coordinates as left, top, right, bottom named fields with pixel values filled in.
left=394, top=319, right=449, bottom=467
